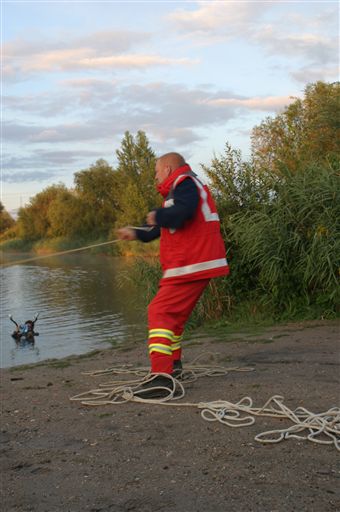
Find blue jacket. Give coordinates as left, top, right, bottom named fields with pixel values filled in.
left=135, top=178, right=199, bottom=242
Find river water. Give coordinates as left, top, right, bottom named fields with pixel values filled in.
left=0, top=253, right=146, bottom=368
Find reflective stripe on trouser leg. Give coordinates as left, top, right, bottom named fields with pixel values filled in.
left=148, top=329, right=174, bottom=374
left=147, top=279, right=210, bottom=373
left=171, top=333, right=183, bottom=363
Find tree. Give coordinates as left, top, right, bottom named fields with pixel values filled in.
left=0, top=202, right=15, bottom=234
left=251, top=81, right=340, bottom=173
left=17, top=184, right=67, bottom=240
left=47, top=189, right=90, bottom=238
left=202, top=142, right=272, bottom=219
left=74, top=159, right=118, bottom=235
left=114, top=131, right=159, bottom=226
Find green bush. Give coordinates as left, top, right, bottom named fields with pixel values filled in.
left=230, top=159, right=340, bottom=316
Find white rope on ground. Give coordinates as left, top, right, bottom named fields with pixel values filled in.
left=198, top=395, right=340, bottom=451
left=83, top=364, right=252, bottom=383
left=71, top=372, right=186, bottom=405
left=83, top=351, right=253, bottom=384
left=70, top=358, right=340, bottom=451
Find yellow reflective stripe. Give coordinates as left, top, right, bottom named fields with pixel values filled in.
left=172, top=334, right=183, bottom=341
left=171, top=343, right=181, bottom=352
left=148, top=332, right=173, bottom=341
left=148, top=328, right=174, bottom=341
left=149, top=328, right=174, bottom=336
left=148, top=343, right=172, bottom=355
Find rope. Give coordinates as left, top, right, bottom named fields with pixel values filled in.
left=198, top=396, right=340, bottom=451
left=0, top=239, right=121, bottom=268
left=82, top=353, right=254, bottom=384
left=70, top=360, right=340, bottom=451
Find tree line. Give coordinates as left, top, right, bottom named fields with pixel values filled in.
left=1, top=130, right=159, bottom=242
left=1, top=81, right=339, bottom=319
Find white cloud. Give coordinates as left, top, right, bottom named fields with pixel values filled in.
left=204, top=95, right=294, bottom=112
left=9, top=51, right=197, bottom=74
left=4, top=80, right=298, bottom=148
left=167, top=1, right=339, bottom=79
left=4, top=30, right=151, bottom=57
left=291, top=65, right=339, bottom=84
left=168, top=0, right=263, bottom=38
left=2, top=170, right=59, bottom=183
left=256, top=28, right=337, bottom=64
left=3, top=149, right=102, bottom=172
left=4, top=30, right=198, bottom=81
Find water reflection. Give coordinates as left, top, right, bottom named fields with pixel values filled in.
left=0, top=254, right=146, bottom=368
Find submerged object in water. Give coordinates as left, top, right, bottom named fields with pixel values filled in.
left=9, top=313, right=39, bottom=342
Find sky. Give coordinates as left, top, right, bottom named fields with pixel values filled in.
left=1, top=0, right=339, bottom=215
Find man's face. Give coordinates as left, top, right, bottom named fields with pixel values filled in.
left=155, top=160, right=171, bottom=185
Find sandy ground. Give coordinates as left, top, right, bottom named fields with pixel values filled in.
left=1, top=320, right=340, bottom=512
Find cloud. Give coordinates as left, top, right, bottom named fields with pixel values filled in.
left=291, top=65, right=339, bottom=84
left=203, top=95, right=294, bottom=112
left=4, top=79, right=120, bottom=116
left=2, top=149, right=107, bottom=186
left=8, top=51, right=197, bottom=75
left=1, top=170, right=59, bottom=183
left=4, top=30, right=151, bottom=57
left=4, top=80, right=298, bottom=148
left=167, top=1, right=263, bottom=39
left=167, top=1, right=338, bottom=72
left=255, top=28, right=337, bottom=65
left=4, top=29, right=198, bottom=81
left=3, top=149, right=103, bottom=170
left=4, top=121, right=112, bottom=143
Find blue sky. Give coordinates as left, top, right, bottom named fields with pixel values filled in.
left=2, top=0, right=338, bottom=214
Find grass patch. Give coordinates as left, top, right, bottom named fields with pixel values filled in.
left=245, top=338, right=275, bottom=344
left=47, top=360, right=72, bottom=369
left=0, top=238, right=34, bottom=252
left=190, top=319, right=270, bottom=342
left=97, top=413, right=112, bottom=418
left=70, top=349, right=103, bottom=361
left=10, top=363, right=42, bottom=372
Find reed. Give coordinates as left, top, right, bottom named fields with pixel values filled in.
left=230, top=160, right=339, bottom=316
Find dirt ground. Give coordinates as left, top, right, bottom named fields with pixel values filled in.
left=1, top=320, right=339, bottom=512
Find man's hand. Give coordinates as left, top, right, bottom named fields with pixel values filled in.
left=146, top=211, right=157, bottom=226
left=117, top=227, right=137, bottom=241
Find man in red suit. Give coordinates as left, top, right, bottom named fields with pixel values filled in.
left=118, top=152, right=229, bottom=398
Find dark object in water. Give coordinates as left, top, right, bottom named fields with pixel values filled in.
left=9, top=313, right=39, bottom=342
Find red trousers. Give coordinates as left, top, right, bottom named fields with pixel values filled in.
left=147, top=278, right=210, bottom=374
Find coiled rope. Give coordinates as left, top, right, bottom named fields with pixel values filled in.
left=70, top=357, right=340, bottom=451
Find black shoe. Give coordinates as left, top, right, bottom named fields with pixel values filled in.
left=134, top=374, right=176, bottom=399
left=173, top=360, right=183, bottom=379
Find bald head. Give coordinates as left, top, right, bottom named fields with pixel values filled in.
left=157, top=152, right=186, bottom=169
left=155, top=152, right=187, bottom=185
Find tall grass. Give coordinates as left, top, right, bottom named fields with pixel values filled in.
left=230, top=160, right=339, bottom=316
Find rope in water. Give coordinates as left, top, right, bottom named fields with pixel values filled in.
left=0, top=239, right=121, bottom=268
left=70, top=359, right=340, bottom=451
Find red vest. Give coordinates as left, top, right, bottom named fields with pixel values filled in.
left=158, top=165, right=229, bottom=284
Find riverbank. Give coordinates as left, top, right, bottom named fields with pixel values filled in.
left=1, top=319, right=339, bottom=512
